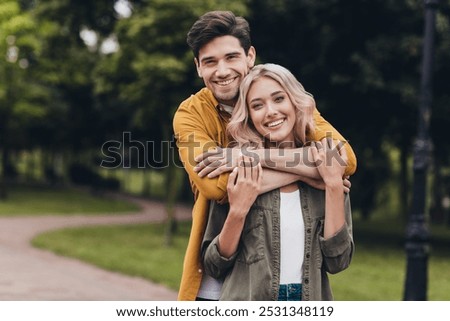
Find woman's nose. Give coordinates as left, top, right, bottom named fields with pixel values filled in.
left=266, top=102, right=278, bottom=116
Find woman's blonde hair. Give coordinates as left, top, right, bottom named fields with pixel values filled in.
left=227, top=63, right=316, bottom=148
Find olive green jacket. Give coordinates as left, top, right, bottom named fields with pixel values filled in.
left=201, top=183, right=354, bottom=301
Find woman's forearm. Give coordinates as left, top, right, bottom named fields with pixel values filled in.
left=323, top=182, right=345, bottom=239
left=217, top=209, right=246, bottom=258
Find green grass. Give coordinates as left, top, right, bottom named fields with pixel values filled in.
left=0, top=185, right=139, bottom=216
left=330, top=216, right=450, bottom=300
left=32, top=215, right=450, bottom=300
left=331, top=243, right=407, bottom=300
left=32, top=221, right=192, bottom=290
left=331, top=244, right=450, bottom=300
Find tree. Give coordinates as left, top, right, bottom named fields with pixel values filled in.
left=248, top=0, right=450, bottom=221
left=0, top=0, right=45, bottom=197
left=93, top=0, right=249, bottom=244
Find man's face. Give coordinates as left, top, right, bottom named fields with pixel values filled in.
left=195, top=35, right=256, bottom=106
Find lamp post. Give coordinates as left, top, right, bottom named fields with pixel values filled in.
left=403, top=0, right=439, bottom=301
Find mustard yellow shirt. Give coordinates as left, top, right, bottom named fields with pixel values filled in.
left=173, top=87, right=356, bottom=300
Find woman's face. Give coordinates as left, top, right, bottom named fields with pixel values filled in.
left=247, top=77, right=296, bottom=147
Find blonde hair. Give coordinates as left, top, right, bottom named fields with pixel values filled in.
left=227, top=63, right=316, bottom=148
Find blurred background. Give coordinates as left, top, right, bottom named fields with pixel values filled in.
left=0, top=0, right=449, bottom=300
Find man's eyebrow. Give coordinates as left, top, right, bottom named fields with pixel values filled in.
left=200, top=56, right=215, bottom=64
left=225, top=51, right=242, bottom=57
left=199, top=51, right=242, bottom=64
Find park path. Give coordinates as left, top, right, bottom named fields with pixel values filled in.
left=0, top=193, right=192, bottom=300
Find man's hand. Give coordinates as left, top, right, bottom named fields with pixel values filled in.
left=301, top=176, right=351, bottom=193
left=194, top=147, right=243, bottom=178
left=343, top=176, right=351, bottom=194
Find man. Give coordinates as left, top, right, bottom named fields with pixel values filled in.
left=173, top=11, right=356, bottom=301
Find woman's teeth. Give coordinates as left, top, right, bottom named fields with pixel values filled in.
left=267, top=119, right=285, bottom=127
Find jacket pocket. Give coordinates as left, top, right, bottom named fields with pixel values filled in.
left=237, top=207, right=265, bottom=264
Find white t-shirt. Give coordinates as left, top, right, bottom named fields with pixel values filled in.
left=197, top=274, right=223, bottom=300
left=219, top=104, right=234, bottom=114
left=279, top=189, right=305, bottom=284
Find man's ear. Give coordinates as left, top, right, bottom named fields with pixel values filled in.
left=194, top=58, right=202, bottom=78
left=247, top=46, right=256, bottom=68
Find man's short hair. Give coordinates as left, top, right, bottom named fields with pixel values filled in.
left=187, top=11, right=252, bottom=59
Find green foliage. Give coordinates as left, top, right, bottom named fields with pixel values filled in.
left=1, top=0, right=449, bottom=221
left=0, top=0, right=45, bottom=164
left=94, top=0, right=249, bottom=139
left=248, top=0, right=450, bottom=219
left=0, top=185, right=139, bottom=215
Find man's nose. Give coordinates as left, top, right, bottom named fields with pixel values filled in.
left=216, top=60, right=230, bottom=77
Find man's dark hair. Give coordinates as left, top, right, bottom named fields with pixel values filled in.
left=187, top=11, right=251, bottom=59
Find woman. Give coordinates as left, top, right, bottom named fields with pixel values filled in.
left=201, top=63, right=354, bottom=301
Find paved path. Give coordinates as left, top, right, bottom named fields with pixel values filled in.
left=0, top=194, right=192, bottom=300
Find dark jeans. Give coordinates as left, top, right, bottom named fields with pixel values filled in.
left=278, top=283, right=302, bottom=301
left=196, top=284, right=302, bottom=301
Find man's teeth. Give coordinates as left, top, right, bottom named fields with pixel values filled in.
left=217, top=79, right=234, bottom=86
left=267, top=119, right=285, bottom=127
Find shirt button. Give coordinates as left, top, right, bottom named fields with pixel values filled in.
left=198, top=269, right=202, bottom=273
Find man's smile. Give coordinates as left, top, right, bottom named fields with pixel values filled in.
left=214, top=76, right=238, bottom=87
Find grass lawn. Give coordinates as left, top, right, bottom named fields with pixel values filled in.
left=33, top=216, right=450, bottom=300
left=0, top=185, right=139, bottom=216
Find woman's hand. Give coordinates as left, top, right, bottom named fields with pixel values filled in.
left=227, top=155, right=263, bottom=218
left=310, top=138, right=347, bottom=188
left=311, top=138, right=347, bottom=239
left=217, top=155, right=262, bottom=258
